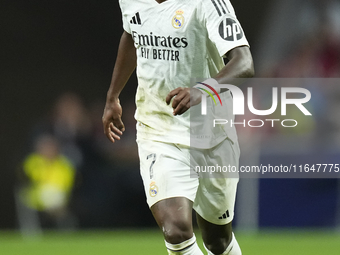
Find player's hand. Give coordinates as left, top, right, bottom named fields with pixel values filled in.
left=166, top=87, right=203, bottom=115
left=102, top=99, right=125, bottom=143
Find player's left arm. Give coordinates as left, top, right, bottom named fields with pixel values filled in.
left=215, top=45, right=254, bottom=83
left=167, top=0, right=254, bottom=115
left=166, top=46, right=254, bottom=115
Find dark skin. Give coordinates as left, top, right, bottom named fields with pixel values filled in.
left=103, top=31, right=136, bottom=143
left=103, top=8, right=254, bottom=253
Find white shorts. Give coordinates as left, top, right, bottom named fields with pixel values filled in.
left=137, top=137, right=240, bottom=225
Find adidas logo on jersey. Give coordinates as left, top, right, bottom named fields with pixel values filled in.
left=130, top=12, right=142, bottom=25
left=211, top=0, right=230, bottom=16
left=218, top=210, right=230, bottom=219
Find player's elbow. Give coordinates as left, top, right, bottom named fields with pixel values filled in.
left=243, top=59, right=255, bottom=78
left=228, top=46, right=255, bottom=78
left=240, top=49, right=255, bottom=78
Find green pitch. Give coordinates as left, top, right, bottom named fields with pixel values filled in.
left=0, top=229, right=339, bottom=255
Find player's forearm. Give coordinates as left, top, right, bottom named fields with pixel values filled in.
left=106, top=31, right=137, bottom=102
left=214, top=46, right=254, bottom=85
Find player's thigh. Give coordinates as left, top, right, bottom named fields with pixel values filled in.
left=137, top=139, right=198, bottom=242
left=137, top=139, right=198, bottom=207
left=193, top=138, right=240, bottom=226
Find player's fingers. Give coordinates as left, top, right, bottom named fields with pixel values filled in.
left=110, top=122, right=123, bottom=136
left=110, top=132, right=121, bottom=141
left=166, top=87, right=181, bottom=105
left=103, top=118, right=112, bottom=137
left=112, top=118, right=125, bottom=132
left=107, top=123, right=121, bottom=142
left=175, top=105, right=189, bottom=115
left=103, top=122, right=116, bottom=143
left=108, top=133, right=116, bottom=143
left=173, top=96, right=190, bottom=115
left=171, top=91, right=186, bottom=109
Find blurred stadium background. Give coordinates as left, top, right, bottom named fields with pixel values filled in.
left=1, top=0, right=340, bottom=254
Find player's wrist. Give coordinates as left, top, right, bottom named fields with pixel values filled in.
left=106, top=92, right=120, bottom=103
left=193, top=78, right=220, bottom=96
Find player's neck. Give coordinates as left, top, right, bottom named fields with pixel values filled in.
left=155, top=0, right=167, bottom=4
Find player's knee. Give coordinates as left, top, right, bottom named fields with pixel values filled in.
left=205, top=243, right=226, bottom=255
left=205, top=237, right=232, bottom=255
left=163, top=227, right=192, bottom=244
left=162, top=219, right=192, bottom=244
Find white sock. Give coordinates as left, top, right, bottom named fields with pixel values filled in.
left=165, top=234, right=204, bottom=255
left=204, top=233, right=242, bottom=255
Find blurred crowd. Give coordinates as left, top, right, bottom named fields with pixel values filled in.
left=238, top=0, right=340, bottom=141
left=17, top=93, right=152, bottom=231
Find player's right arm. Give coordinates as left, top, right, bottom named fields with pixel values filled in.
left=102, top=31, right=136, bottom=143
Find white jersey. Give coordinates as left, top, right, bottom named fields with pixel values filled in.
left=119, top=0, right=249, bottom=148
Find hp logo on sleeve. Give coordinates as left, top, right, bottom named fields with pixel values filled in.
left=218, top=18, right=244, bottom=41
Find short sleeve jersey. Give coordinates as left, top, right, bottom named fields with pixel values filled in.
left=119, top=0, right=249, bottom=147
